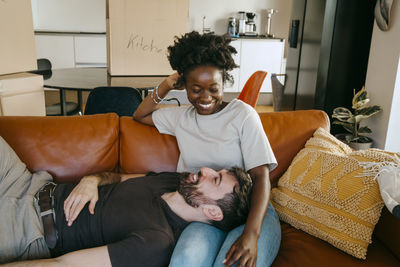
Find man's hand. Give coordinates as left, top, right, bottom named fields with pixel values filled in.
left=223, top=231, right=258, bottom=267
left=64, top=176, right=100, bottom=226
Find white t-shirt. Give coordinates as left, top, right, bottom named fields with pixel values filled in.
left=152, top=99, right=277, bottom=173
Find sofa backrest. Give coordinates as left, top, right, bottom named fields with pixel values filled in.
left=119, top=109, right=330, bottom=187
left=119, top=117, right=180, bottom=174
left=0, top=114, right=119, bottom=183
left=258, top=110, right=330, bottom=185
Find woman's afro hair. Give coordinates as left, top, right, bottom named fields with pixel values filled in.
left=167, top=31, right=238, bottom=84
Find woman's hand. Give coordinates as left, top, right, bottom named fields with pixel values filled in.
left=133, top=72, right=183, bottom=125
left=223, top=230, right=258, bottom=267
left=164, top=72, right=184, bottom=90
left=63, top=176, right=100, bottom=226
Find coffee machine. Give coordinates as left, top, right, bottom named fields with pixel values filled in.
left=245, top=12, right=257, bottom=36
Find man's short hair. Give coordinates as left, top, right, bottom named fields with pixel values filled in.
left=210, top=167, right=253, bottom=231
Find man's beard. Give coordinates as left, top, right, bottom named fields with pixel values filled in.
left=178, top=172, right=214, bottom=208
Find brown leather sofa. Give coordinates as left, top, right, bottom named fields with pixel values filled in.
left=0, top=110, right=398, bottom=266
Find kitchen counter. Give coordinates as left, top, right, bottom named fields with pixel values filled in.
left=230, top=35, right=284, bottom=41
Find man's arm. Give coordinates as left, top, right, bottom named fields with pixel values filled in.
left=63, top=172, right=120, bottom=226
left=64, top=172, right=144, bottom=226
left=3, top=246, right=111, bottom=267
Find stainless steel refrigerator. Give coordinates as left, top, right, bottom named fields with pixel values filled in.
left=281, top=0, right=376, bottom=119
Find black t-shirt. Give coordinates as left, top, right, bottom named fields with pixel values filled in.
left=53, top=172, right=188, bottom=267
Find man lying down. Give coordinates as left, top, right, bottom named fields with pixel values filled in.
left=0, top=137, right=252, bottom=267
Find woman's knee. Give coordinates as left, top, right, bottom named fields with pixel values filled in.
left=256, top=204, right=282, bottom=266
left=169, top=222, right=226, bottom=267
left=213, top=204, right=281, bottom=267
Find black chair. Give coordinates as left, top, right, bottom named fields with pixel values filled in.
left=29, top=58, right=52, bottom=79
left=84, top=86, right=143, bottom=117
left=30, top=58, right=81, bottom=116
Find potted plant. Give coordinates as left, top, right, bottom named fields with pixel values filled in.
left=332, top=86, right=382, bottom=150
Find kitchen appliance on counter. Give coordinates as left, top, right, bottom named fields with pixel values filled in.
left=265, top=8, right=278, bottom=38
left=227, top=17, right=238, bottom=37
left=245, top=12, right=257, bottom=36
left=202, top=16, right=212, bottom=34
left=238, top=11, right=246, bottom=36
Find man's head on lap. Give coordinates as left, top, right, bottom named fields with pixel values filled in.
left=178, top=167, right=252, bottom=231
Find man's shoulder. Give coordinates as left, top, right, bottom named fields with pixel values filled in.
left=134, top=172, right=181, bottom=192
left=145, top=171, right=181, bottom=177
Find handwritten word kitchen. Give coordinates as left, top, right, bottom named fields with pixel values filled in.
left=126, top=34, right=164, bottom=54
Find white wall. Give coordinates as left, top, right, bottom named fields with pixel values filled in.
left=30, top=0, right=39, bottom=29
left=385, top=56, right=400, bottom=151
left=365, top=1, right=400, bottom=152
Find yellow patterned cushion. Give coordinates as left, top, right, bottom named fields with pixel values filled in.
left=271, top=128, right=398, bottom=259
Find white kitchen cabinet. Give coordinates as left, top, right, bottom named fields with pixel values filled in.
left=239, top=39, right=284, bottom=93
left=35, top=34, right=75, bottom=69
left=225, top=39, right=285, bottom=93
left=74, top=35, right=107, bottom=67
left=34, top=33, right=107, bottom=69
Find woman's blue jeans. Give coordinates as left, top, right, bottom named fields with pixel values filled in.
left=169, top=203, right=281, bottom=267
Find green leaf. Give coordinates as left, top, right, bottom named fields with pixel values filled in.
left=332, top=107, right=353, bottom=122
left=353, top=99, right=370, bottom=110
left=352, top=87, right=369, bottom=109
left=332, top=121, right=351, bottom=127
left=333, top=121, right=354, bottom=134
left=355, top=105, right=382, bottom=116
left=342, top=124, right=355, bottom=135
left=358, top=126, right=372, bottom=133
left=353, top=115, right=366, bottom=123
left=352, top=136, right=373, bottom=143
left=346, top=135, right=356, bottom=142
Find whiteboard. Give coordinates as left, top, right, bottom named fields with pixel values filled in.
left=31, top=0, right=106, bottom=32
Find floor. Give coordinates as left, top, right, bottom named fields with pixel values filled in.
left=255, top=105, right=274, bottom=113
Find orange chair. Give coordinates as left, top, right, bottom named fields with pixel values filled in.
left=237, top=71, right=267, bottom=107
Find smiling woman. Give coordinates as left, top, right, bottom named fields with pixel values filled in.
left=184, top=66, right=226, bottom=115
left=133, top=31, right=280, bottom=267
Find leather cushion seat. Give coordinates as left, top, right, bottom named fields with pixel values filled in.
left=272, top=223, right=400, bottom=267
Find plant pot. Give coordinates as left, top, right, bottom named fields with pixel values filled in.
left=348, top=141, right=372, bottom=150
left=334, top=133, right=351, bottom=145
left=334, top=133, right=373, bottom=150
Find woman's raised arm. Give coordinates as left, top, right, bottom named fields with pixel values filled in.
left=133, top=73, right=181, bottom=126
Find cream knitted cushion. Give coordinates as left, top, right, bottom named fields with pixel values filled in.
left=271, top=128, right=398, bottom=259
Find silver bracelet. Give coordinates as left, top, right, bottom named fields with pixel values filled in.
left=150, top=89, right=161, bottom=104
left=154, top=84, right=165, bottom=102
